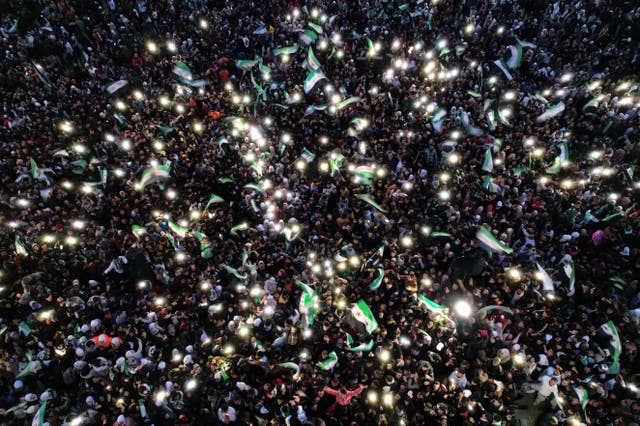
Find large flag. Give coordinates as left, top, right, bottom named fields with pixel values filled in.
left=350, top=300, right=378, bottom=334
left=303, top=70, right=326, bottom=93
left=476, top=226, right=513, bottom=254
left=599, top=321, right=621, bottom=374
left=103, top=80, right=128, bottom=94
left=139, top=164, right=171, bottom=188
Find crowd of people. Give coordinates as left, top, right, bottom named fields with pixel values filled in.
left=1, top=0, right=639, bottom=425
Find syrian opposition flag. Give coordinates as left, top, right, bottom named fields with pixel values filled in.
left=301, top=148, right=316, bottom=163
left=482, top=149, right=494, bottom=172
left=273, top=45, right=299, bottom=56
left=599, top=321, right=621, bottom=374
left=505, top=44, right=523, bottom=69
left=476, top=226, right=513, bottom=254
left=462, top=111, right=484, bottom=136
left=537, top=102, right=565, bottom=122
left=582, top=94, right=604, bottom=113
left=15, top=235, right=29, bottom=256
left=335, top=96, right=362, bottom=110
left=298, top=281, right=320, bottom=326
left=558, top=141, right=569, bottom=162
left=172, top=61, right=193, bottom=80
left=303, top=70, right=326, bottom=93
left=574, top=387, right=589, bottom=411
left=349, top=300, right=378, bottom=334
left=355, top=166, right=375, bottom=181
left=300, top=29, right=318, bottom=45
left=132, top=225, right=147, bottom=239
left=355, top=194, right=388, bottom=213
left=345, top=340, right=374, bottom=352
left=31, top=399, right=47, bottom=426
left=167, top=221, right=189, bottom=238
left=317, top=351, right=338, bottom=370
left=139, top=164, right=171, bottom=188
left=278, top=362, right=301, bottom=376
left=536, top=262, right=556, bottom=293
left=563, top=258, right=576, bottom=296
left=103, top=80, right=128, bottom=94
left=493, top=59, right=513, bottom=81
left=431, top=107, right=447, bottom=133
left=482, top=176, right=500, bottom=193
left=205, top=193, right=225, bottom=210
left=308, top=22, right=323, bottom=34
left=418, top=295, right=448, bottom=315
left=236, top=57, right=259, bottom=71
left=307, top=46, right=321, bottom=70
left=369, top=268, right=385, bottom=290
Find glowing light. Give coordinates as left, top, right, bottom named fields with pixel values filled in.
left=465, top=23, right=475, bottom=34
left=382, top=392, right=393, bottom=406
left=42, top=234, right=56, bottom=244
left=532, top=148, right=545, bottom=157
left=121, top=139, right=131, bottom=150
left=166, top=189, right=177, bottom=200
left=438, top=190, right=451, bottom=201
left=348, top=256, right=360, bottom=268
left=193, top=122, right=203, bottom=133
left=513, top=353, right=525, bottom=365
left=447, top=153, right=461, bottom=165
left=159, top=96, right=170, bottom=106
left=72, top=220, right=85, bottom=230
left=185, top=379, right=197, bottom=391
left=503, top=91, right=516, bottom=101
left=507, top=268, right=521, bottom=281
left=454, top=300, right=472, bottom=318
left=379, top=349, right=391, bottom=363
left=175, top=252, right=186, bottom=262
left=368, top=391, right=378, bottom=404
left=146, top=41, right=158, bottom=53
left=167, top=41, right=177, bottom=52
left=65, top=236, right=79, bottom=246
left=560, top=73, right=573, bottom=83
left=400, top=235, right=413, bottom=248
left=60, top=121, right=73, bottom=133
left=199, top=19, right=208, bottom=29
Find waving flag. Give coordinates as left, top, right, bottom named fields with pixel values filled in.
left=476, top=226, right=513, bottom=254
left=536, top=262, right=555, bottom=293
left=418, top=295, right=448, bottom=314
left=350, top=300, right=378, bottom=334
left=307, top=46, right=321, bottom=70
left=369, top=268, right=385, bottom=290
left=31, top=399, right=47, bottom=426
left=317, top=351, right=338, bottom=370
left=345, top=340, right=374, bottom=352
left=299, top=29, right=318, bottom=45
left=167, top=221, right=189, bottom=238
left=505, top=45, right=523, bottom=69
left=139, top=164, right=171, bottom=188
left=273, top=45, right=299, bottom=56
left=537, top=102, right=565, bottom=122
left=103, top=80, right=128, bottom=94
left=303, top=70, right=326, bottom=93
left=298, top=280, right=320, bottom=326
left=574, top=387, right=589, bottom=411
left=205, top=194, right=225, bottom=210
left=15, top=235, right=29, bottom=256
left=493, top=59, right=513, bottom=81
left=482, top=149, right=494, bottom=172
left=599, top=321, right=621, bottom=374
left=563, top=259, right=576, bottom=296
left=172, top=62, right=193, bottom=80
left=278, top=362, right=301, bottom=376
left=355, top=194, right=388, bottom=213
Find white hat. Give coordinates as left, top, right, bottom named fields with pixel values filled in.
left=14, top=380, right=24, bottom=390
left=117, top=414, right=126, bottom=424
left=185, top=345, right=194, bottom=353
left=40, top=391, right=52, bottom=401
left=98, top=334, right=107, bottom=344
left=86, top=396, right=95, bottom=405
left=90, top=319, right=101, bottom=329
left=25, top=393, right=38, bottom=402
left=111, top=337, right=122, bottom=347
left=620, top=246, right=630, bottom=256
left=81, top=324, right=90, bottom=334
left=158, top=361, right=166, bottom=370
left=75, top=348, right=85, bottom=358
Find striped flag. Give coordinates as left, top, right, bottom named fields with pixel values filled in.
left=224, top=265, right=246, bottom=280
left=582, top=94, right=604, bottom=112
left=303, top=70, right=326, bottom=93
left=418, top=295, right=448, bottom=314
left=355, top=166, right=375, bottom=181
left=307, top=46, right=321, bottom=70
left=505, top=44, right=523, bottom=69
left=350, top=300, right=378, bottom=334
left=273, top=45, right=299, bottom=56
left=476, top=226, right=513, bottom=254
left=230, top=223, right=249, bottom=235
left=308, top=22, right=323, bottom=34
left=18, top=322, right=32, bottom=336
left=574, top=387, right=588, bottom=411
left=467, top=89, right=481, bottom=98
left=31, top=400, right=47, bottom=426
left=8, top=19, right=18, bottom=33
left=167, top=221, right=189, bottom=238
left=558, top=141, right=569, bottom=162
left=482, top=149, right=494, bottom=172
left=132, top=225, right=147, bottom=239
left=487, top=110, right=496, bottom=130
left=103, top=80, right=128, bottom=94
left=278, top=362, right=301, bottom=376
left=493, top=59, right=513, bottom=81
left=139, top=164, right=171, bottom=188
left=599, top=321, right=621, bottom=374
left=345, top=340, right=374, bottom=352
left=243, top=183, right=266, bottom=193
left=301, top=148, right=316, bottom=162
left=563, top=259, right=576, bottom=296
left=431, top=107, right=447, bottom=133
left=236, top=57, right=259, bottom=71
left=205, top=194, right=225, bottom=210
left=536, top=262, right=555, bottom=293
left=335, top=96, right=362, bottom=110
left=172, top=61, right=193, bottom=80
left=299, top=29, right=318, bottom=45
left=461, top=111, right=484, bottom=136
left=317, top=351, right=338, bottom=370
left=15, top=235, right=29, bottom=256
left=537, top=102, right=565, bottom=122
left=515, top=37, right=536, bottom=48
left=369, top=268, right=385, bottom=290
left=355, top=193, right=388, bottom=213
left=297, top=280, right=320, bottom=326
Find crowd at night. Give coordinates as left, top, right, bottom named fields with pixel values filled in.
left=1, top=0, right=639, bottom=425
